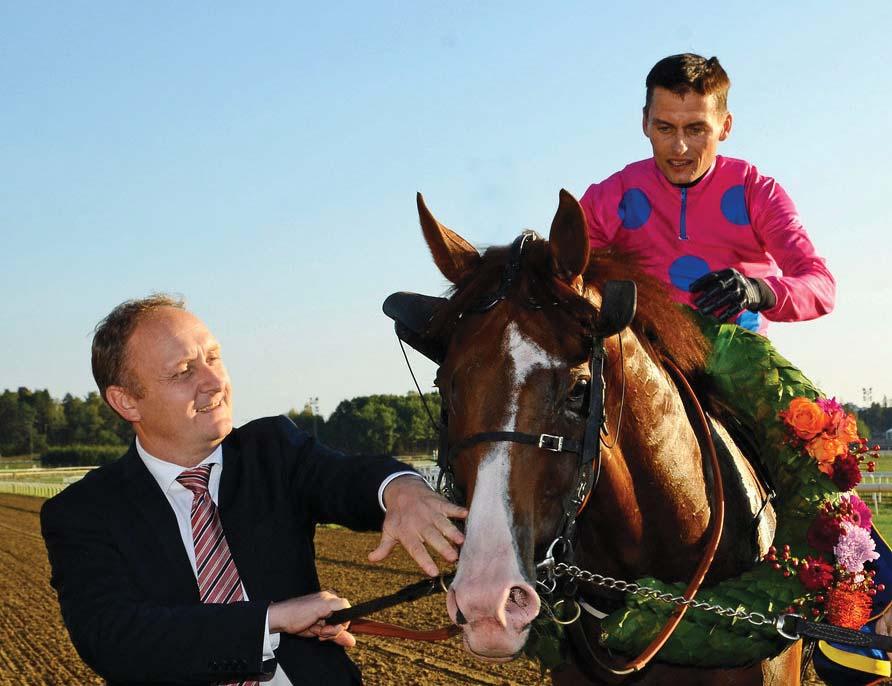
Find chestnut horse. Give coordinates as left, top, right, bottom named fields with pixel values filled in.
left=402, top=190, right=801, bottom=684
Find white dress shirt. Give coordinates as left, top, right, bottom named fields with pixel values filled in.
left=136, top=437, right=422, bottom=685
left=136, top=439, right=292, bottom=686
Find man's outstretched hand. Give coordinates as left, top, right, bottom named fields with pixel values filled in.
left=369, top=475, right=468, bottom=577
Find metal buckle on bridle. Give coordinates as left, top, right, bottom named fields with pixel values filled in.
left=538, top=433, right=564, bottom=452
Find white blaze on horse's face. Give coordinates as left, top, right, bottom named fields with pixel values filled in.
left=447, top=322, right=549, bottom=660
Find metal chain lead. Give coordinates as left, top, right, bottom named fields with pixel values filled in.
left=553, top=562, right=774, bottom=629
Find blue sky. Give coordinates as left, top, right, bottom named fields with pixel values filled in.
left=2, top=2, right=890, bottom=424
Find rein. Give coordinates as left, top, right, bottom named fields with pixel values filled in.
left=554, top=355, right=726, bottom=677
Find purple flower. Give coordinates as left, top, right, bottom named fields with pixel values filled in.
left=834, top=521, right=879, bottom=573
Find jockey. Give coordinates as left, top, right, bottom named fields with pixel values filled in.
left=578, top=53, right=889, bottom=683
left=579, top=53, right=834, bottom=335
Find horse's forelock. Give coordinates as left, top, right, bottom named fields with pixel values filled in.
left=427, top=241, right=709, bottom=378
left=427, top=240, right=594, bottom=344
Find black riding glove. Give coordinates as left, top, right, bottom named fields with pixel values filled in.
left=689, top=268, right=777, bottom=321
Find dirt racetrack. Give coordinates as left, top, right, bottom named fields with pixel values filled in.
left=0, top=493, right=826, bottom=685
left=0, top=493, right=547, bottom=685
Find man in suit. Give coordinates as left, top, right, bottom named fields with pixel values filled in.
left=41, top=294, right=467, bottom=685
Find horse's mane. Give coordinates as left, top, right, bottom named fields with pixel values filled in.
left=428, top=239, right=709, bottom=377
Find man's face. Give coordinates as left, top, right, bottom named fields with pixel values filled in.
left=643, top=86, right=732, bottom=185
left=123, top=307, right=233, bottom=463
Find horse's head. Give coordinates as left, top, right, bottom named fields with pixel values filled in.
left=413, top=190, right=611, bottom=660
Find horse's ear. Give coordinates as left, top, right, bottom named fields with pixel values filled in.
left=548, top=189, right=589, bottom=282
left=417, top=192, right=480, bottom=284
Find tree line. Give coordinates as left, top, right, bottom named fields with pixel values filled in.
left=4, top=385, right=885, bottom=461
left=0, top=387, right=440, bottom=458
left=286, top=393, right=440, bottom=455
left=859, top=401, right=892, bottom=442
left=0, top=388, right=131, bottom=456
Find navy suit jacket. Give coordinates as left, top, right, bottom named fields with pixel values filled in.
left=41, top=415, right=410, bottom=685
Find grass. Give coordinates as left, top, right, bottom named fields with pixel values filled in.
left=0, top=458, right=40, bottom=471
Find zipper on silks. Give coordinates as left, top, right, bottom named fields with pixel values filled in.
left=679, top=187, right=688, bottom=240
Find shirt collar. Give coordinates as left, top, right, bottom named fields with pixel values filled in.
left=651, top=155, right=720, bottom=194
left=135, top=437, right=223, bottom=494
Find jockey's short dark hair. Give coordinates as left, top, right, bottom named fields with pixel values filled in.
left=644, top=53, right=730, bottom=115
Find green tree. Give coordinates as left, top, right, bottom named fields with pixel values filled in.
left=326, top=396, right=398, bottom=454
left=287, top=402, right=326, bottom=440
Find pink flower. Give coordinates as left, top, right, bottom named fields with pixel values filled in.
left=841, top=493, right=873, bottom=530
left=834, top=521, right=879, bottom=573
left=817, top=397, right=846, bottom=434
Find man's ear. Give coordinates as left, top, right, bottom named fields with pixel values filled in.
left=105, top=385, right=141, bottom=423
left=718, top=111, right=733, bottom=141
left=641, top=108, right=650, bottom=138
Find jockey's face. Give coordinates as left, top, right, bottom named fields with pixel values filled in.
left=643, top=87, right=732, bottom=185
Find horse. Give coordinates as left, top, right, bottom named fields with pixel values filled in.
left=388, top=190, right=802, bottom=685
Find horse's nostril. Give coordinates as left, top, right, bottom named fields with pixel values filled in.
left=455, top=606, right=468, bottom=625
left=508, top=586, right=530, bottom=608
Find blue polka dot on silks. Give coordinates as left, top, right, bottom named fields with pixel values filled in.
left=617, top=188, right=651, bottom=229
left=668, top=255, right=710, bottom=291
left=735, top=310, right=761, bottom=332
left=721, top=185, right=750, bottom=225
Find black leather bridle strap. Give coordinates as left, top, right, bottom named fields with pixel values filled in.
left=582, top=338, right=606, bottom=468
left=448, top=431, right=582, bottom=463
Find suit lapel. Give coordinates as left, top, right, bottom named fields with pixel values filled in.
left=121, top=445, right=199, bottom=602
left=219, top=433, right=266, bottom=600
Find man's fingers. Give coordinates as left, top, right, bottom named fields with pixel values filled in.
left=440, top=517, right=465, bottom=545
left=403, top=536, right=439, bottom=577
left=442, top=502, right=469, bottom=520
left=332, top=629, right=356, bottom=648
left=421, top=525, right=460, bottom=564
left=368, top=533, right=398, bottom=563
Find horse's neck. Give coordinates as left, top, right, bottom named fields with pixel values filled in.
left=578, top=331, right=713, bottom=578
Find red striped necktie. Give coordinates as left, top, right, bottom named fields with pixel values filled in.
left=177, top=464, right=258, bottom=686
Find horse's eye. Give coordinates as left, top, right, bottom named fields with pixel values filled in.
left=567, top=379, right=589, bottom=412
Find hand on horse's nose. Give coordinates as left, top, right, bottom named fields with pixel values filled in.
left=369, top=475, right=468, bottom=576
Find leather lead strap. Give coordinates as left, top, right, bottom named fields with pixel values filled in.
left=571, top=356, right=726, bottom=677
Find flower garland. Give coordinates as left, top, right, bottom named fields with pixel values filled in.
left=593, top=316, right=886, bottom=668
left=768, top=397, right=883, bottom=629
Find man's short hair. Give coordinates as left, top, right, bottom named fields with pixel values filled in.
left=92, top=294, right=186, bottom=402
left=644, top=53, right=730, bottom=115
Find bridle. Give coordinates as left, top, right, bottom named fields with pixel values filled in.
left=433, top=230, right=612, bottom=559
left=380, top=231, right=728, bottom=675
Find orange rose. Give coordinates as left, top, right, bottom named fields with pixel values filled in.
left=840, top=414, right=859, bottom=444
left=807, top=435, right=846, bottom=475
left=784, top=397, right=826, bottom=440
